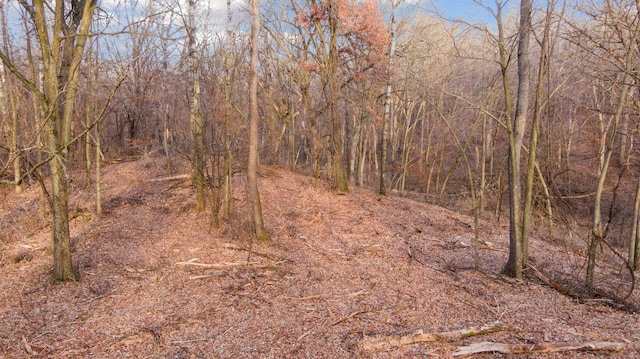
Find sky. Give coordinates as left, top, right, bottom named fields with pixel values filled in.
left=428, top=0, right=519, bottom=24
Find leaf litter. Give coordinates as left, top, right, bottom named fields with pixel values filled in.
left=0, top=158, right=638, bottom=358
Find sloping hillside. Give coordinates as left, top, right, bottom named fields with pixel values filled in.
left=1, top=158, right=638, bottom=358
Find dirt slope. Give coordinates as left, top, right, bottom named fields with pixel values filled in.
left=1, top=158, right=638, bottom=358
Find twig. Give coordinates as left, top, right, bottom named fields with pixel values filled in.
left=22, top=336, right=38, bottom=355
left=224, top=245, right=295, bottom=263
left=297, top=329, right=313, bottom=342
left=331, top=310, right=368, bottom=326
left=168, top=338, right=208, bottom=344
left=287, top=289, right=369, bottom=301
left=189, top=275, right=216, bottom=280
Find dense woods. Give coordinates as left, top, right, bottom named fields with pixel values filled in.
left=1, top=0, right=640, bottom=298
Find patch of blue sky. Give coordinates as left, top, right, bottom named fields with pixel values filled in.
left=422, top=0, right=519, bottom=25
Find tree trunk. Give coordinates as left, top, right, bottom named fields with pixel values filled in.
left=0, top=2, right=21, bottom=194
left=248, top=0, right=268, bottom=241
left=289, top=90, right=296, bottom=171
left=522, top=0, right=555, bottom=269
left=0, top=0, right=98, bottom=281
left=629, top=178, right=640, bottom=270
left=96, top=117, right=102, bottom=217
left=223, top=0, right=234, bottom=220
left=503, top=0, right=532, bottom=279
left=328, top=1, right=348, bottom=193
left=84, top=78, right=92, bottom=185
left=380, top=1, right=397, bottom=196
left=187, top=0, right=206, bottom=212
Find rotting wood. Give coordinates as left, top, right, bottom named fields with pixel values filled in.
left=361, top=321, right=501, bottom=350
left=452, top=341, right=625, bottom=356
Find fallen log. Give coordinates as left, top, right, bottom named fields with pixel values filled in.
left=176, top=260, right=257, bottom=268
left=361, top=321, right=501, bottom=350
left=453, top=341, right=625, bottom=356
left=527, top=264, right=577, bottom=298
left=146, top=174, right=190, bottom=182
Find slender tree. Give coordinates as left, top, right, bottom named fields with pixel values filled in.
left=248, top=0, right=268, bottom=241
left=0, top=0, right=21, bottom=194
left=586, top=13, right=639, bottom=292
left=186, top=0, right=206, bottom=212
left=222, top=0, right=234, bottom=220
left=379, top=0, right=398, bottom=195
left=327, top=0, right=349, bottom=192
left=503, top=0, right=532, bottom=279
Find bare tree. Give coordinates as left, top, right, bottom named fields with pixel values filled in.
left=379, top=0, right=398, bottom=195
left=502, top=0, right=532, bottom=279
left=0, top=0, right=22, bottom=195
left=186, top=0, right=206, bottom=212
left=585, top=3, right=640, bottom=291
left=248, top=0, right=268, bottom=241
left=222, top=0, right=234, bottom=221
left=0, top=0, right=97, bottom=281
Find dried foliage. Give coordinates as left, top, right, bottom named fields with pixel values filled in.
left=294, top=0, right=389, bottom=52
left=0, top=158, right=639, bottom=357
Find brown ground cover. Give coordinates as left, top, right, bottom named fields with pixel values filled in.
left=1, top=158, right=638, bottom=358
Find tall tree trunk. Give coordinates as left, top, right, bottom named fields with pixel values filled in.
left=84, top=84, right=92, bottom=185
left=188, top=0, right=206, bottom=212
left=522, top=0, right=555, bottom=270
left=248, top=0, right=268, bottom=241
left=302, top=57, right=319, bottom=179
left=380, top=0, right=397, bottom=196
left=223, top=0, right=234, bottom=220
left=92, top=37, right=102, bottom=217
left=503, top=0, right=532, bottom=279
left=328, top=0, right=348, bottom=193
left=84, top=39, right=93, bottom=186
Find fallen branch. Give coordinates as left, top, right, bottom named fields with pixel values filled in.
left=146, top=174, right=190, bottom=182
left=361, top=321, right=501, bottom=350
left=176, top=260, right=258, bottom=268
left=452, top=341, right=625, bottom=356
left=332, top=310, right=368, bottom=326
left=528, top=264, right=577, bottom=298
left=189, top=274, right=217, bottom=280
left=223, top=245, right=295, bottom=263
left=286, top=289, right=369, bottom=301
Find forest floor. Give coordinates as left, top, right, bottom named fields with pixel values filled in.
left=0, top=157, right=639, bottom=358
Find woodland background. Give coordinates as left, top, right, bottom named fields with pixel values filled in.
left=1, top=0, right=640, bottom=297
